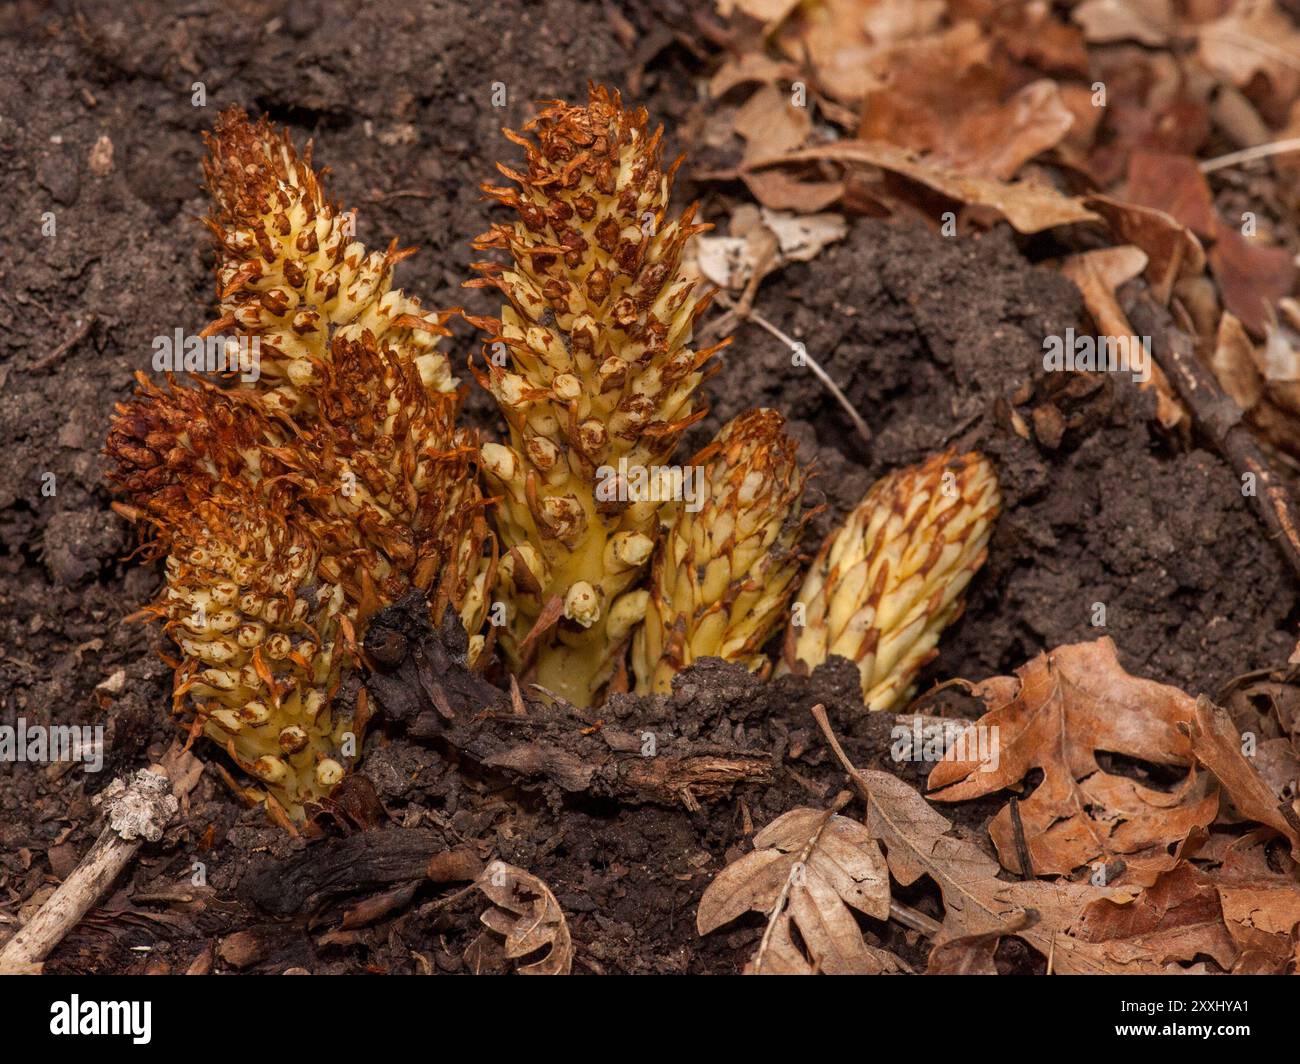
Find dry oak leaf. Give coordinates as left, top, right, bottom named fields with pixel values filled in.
left=1124, top=151, right=1217, bottom=240
left=695, top=206, right=847, bottom=291
left=1209, top=311, right=1266, bottom=413
left=1183, top=696, right=1300, bottom=860
left=709, top=53, right=803, bottom=99
left=1208, top=222, right=1296, bottom=338
left=1082, top=194, right=1206, bottom=305
left=858, top=767, right=1169, bottom=974
left=857, top=23, right=1074, bottom=181
left=769, top=0, right=946, bottom=104
left=862, top=70, right=1075, bottom=181
left=717, top=0, right=801, bottom=25
left=1215, top=867, right=1300, bottom=966
left=697, top=802, right=901, bottom=974
left=733, top=84, right=814, bottom=166
left=926, top=638, right=1219, bottom=881
left=745, top=141, right=1099, bottom=233
left=1071, top=862, right=1241, bottom=971
left=1197, top=0, right=1300, bottom=109
left=925, top=911, right=1039, bottom=975
left=474, top=861, right=572, bottom=975
left=1073, top=0, right=1173, bottom=46
left=741, top=169, right=846, bottom=214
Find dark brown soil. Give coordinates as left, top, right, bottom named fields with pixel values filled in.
left=1, top=0, right=1295, bottom=976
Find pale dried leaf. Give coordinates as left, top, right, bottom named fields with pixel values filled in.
left=719, top=0, right=801, bottom=24
left=697, top=804, right=897, bottom=975
left=1197, top=1, right=1300, bottom=97
left=474, top=861, right=572, bottom=975
left=733, top=84, right=813, bottom=165
left=1209, top=312, right=1265, bottom=412
left=762, top=208, right=848, bottom=262
left=695, top=234, right=765, bottom=290
left=861, top=0, right=946, bottom=45
left=1261, top=324, right=1300, bottom=383
left=694, top=209, right=846, bottom=290
left=1073, top=0, right=1172, bottom=46
left=746, top=141, right=1099, bottom=233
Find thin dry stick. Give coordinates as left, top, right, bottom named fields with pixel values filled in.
left=1131, top=298, right=1300, bottom=584
left=713, top=292, right=873, bottom=448
left=1008, top=796, right=1035, bottom=881
left=0, top=766, right=179, bottom=974
left=888, top=899, right=944, bottom=939
left=807, top=705, right=944, bottom=940
left=1200, top=137, right=1300, bottom=173
left=31, top=314, right=95, bottom=373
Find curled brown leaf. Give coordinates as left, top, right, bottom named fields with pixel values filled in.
left=474, top=861, right=572, bottom=975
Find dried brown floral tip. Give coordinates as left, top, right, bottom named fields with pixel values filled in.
left=782, top=450, right=1001, bottom=711
left=105, top=372, right=294, bottom=544
left=288, top=337, right=493, bottom=643
left=203, top=108, right=455, bottom=410
left=632, top=409, right=811, bottom=695
left=466, top=84, right=724, bottom=705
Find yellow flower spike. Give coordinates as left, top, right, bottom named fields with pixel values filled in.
left=466, top=85, right=725, bottom=705
left=782, top=450, right=1001, bottom=711
left=162, top=498, right=354, bottom=813
left=632, top=409, right=812, bottom=695
left=109, top=331, right=489, bottom=819
left=202, top=108, right=455, bottom=409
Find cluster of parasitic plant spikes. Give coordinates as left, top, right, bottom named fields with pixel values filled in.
left=106, top=87, right=1000, bottom=820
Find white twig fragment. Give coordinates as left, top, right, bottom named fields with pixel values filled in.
left=0, top=766, right=179, bottom=974
left=1199, top=137, right=1300, bottom=173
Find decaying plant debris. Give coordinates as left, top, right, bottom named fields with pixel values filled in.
left=6, top=0, right=1300, bottom=978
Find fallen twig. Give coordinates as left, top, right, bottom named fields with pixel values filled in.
left=1199, top=137, right=1300, bottom=174
left=1009, top=796, right=1035, bottom=880
left=712, top=292, right=872, bottom=449
left=1132, top=298, right=1300, bottom=584
left=0, top=765, right=179, bottom=974
left=30, top=314, right=95, bottom=373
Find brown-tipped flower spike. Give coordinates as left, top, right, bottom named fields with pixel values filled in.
left=285, top=338, right=492, bottom=646
left=108, top=339, right=488, bottom=817
left=782, top=450, right=1000, bottom=711
left=109, top=340, right=488, bottom=811
left=108, top=108, right=491, bottom=819
left=466, top=85, right=725, bottom=706
left=203, top=109, right=455, bottom=412
left=632, top=409, right=810, bottom=695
